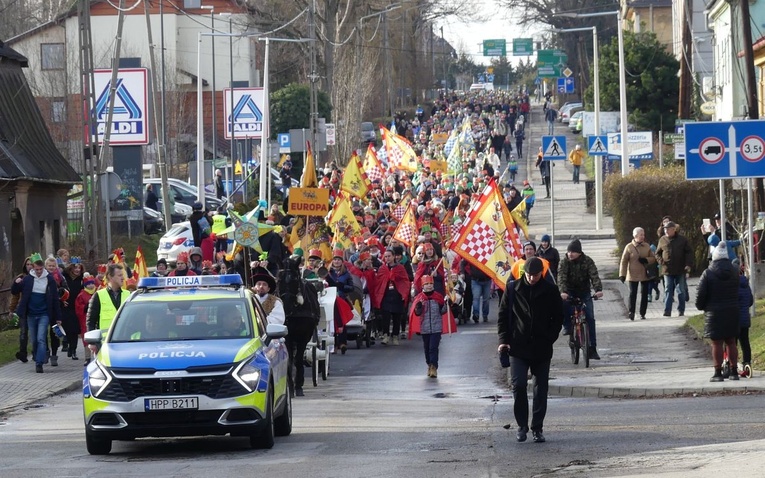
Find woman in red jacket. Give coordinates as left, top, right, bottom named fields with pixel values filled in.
left=75, top=274, right=98, bottom=365
left=370, top=249, right=411, bottom=346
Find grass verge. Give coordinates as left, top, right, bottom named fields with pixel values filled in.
left=0, top=328, right=19, bottom=366
left=685, top=298, right=765, bottom=369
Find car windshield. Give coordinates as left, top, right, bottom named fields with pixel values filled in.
left=110, top=299, right=255, bottom=342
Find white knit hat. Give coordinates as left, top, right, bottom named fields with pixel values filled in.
left=712, top=242, right=728, bottom=261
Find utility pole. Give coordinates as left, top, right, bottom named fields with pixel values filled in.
left=441, top=26, right=446, bottom=90
left=677, top=0, right=692, bottom=119
left=77, top=0, right=97, bottom=256
left=144, top=0, right=173, bottom=230
left=309, top=0, right=319, bottom=159
left=204, top=6, right=218, bottom=174
left=383, top=11, right=391, bottom=118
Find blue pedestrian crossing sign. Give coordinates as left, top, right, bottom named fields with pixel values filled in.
left=588, top=135, right=608, bottom=156
left=685, top=120, right=765, bottom=179
left=542, top=135, right=567, bottom=160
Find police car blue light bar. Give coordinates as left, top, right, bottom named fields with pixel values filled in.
left=138, top=274, right=243, bottom=288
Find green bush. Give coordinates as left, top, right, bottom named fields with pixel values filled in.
left=604, top=165, right=717, bottom=274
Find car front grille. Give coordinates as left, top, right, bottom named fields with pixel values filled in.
left=99, top=374, right=247, bottom=402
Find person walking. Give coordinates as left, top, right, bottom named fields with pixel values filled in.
left=544, top=107, right=557, bottom=135
left=86, top=264, right=129, bottom=334
left=568, top=145, right=584, bottom=184
left=619, top=227, right=656, bottom=321
left=145, top=184, right=159, bottom=211
left=655, top=221, right=693, bottom=317
left=462, top=258, right=492, bottom=324
left=535, top=148, right=551, bottom=198
left=521, top=180, right=536, bottom=224
left=497, top=257, right=564, bottom=443
left=61, top=260, right=85, bottom=360
left=536, top=234, right=560, bottom=279
left=410, top=275, right=449, bottom=378
left=10, top=256, right=33, bottom=363
left=214, top=169, right=225, bottom=200
left=14, top=253, right=62, bottom=373
left=737, top=265, right=754, bottom=377
left=695, top=242, right=740, bottom=381
left=371, top=249, right=411, bottom=345
left=514, top=126, right=525, bottom=158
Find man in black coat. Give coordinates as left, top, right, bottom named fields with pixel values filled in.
left=497, top=257, right=564, bottom=444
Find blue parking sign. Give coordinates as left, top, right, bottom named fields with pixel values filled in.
left=277, top=133, right=291, bottom=153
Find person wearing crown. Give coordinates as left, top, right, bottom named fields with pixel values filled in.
left=169, top=252, right=196, bottom=277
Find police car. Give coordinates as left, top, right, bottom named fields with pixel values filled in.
left=82, top=275, right=291, bottom=455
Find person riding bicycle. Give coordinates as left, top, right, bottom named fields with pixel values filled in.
left=557, top=239, right=604, bottom=360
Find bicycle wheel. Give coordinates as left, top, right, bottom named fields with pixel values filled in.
left=582, top=321, right=590, bottom=368
left=570, top=324, right=579, bottom=365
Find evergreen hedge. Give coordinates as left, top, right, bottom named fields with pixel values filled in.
left=604, top=165, right=718, bottom=274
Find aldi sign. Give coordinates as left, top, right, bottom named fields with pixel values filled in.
left=224, top=88, right=266, bottom=139
left=93, top=68, right=149, bottom=145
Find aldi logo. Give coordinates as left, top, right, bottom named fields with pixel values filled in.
left=224, top=88, right=265, bottom=139
left=92, top=68, right=149, bottom=145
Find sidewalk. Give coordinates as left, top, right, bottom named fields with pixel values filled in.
left=0, top=351, right=83, bottom=415
left=515, top=105, right=765, bottom=397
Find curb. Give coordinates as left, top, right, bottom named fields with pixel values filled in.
left=0, top=379, right=81, bottom=417
left=549, top=384, right=765, bottom=399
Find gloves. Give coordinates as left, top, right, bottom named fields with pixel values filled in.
left=619, top=276, right=626, bottom=283
left=414, top=302, right=423, bottom=315
left=638, top=257, right=648, bottom=264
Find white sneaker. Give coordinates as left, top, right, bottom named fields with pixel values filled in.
left=392, top=336, right=400, bottom=346
left=381, top=334, right=389, bottom=345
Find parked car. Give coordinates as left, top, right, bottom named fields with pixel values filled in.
left=143, top=207, right=164, bottom=235
left=469, top=83, right=495, bottom=92
left=156, top=221, right=194, bottom=266
left=569, top=111, right=584, bottom=133
left=559, top=102, right=582, bottom=122
left=144, top=178, right=222, bottom=212
left=561, top=105, right=584, bottom=124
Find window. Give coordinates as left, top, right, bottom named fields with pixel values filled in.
left=52, top=99, right=66, bottom=123
left=41, top=43, right=65, bottom=70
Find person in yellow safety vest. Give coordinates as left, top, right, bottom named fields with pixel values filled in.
left=568, top=144, right=585, bottom=184
left=211, top=208, right=231, bottom=255
left=86, top=263, right=130, bottom=335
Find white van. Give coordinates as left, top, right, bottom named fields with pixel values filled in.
left=469, top=83, right=495, bottom=92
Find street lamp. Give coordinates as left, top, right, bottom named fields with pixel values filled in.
left=196, top=31, right=311, bottom=205
left=555, top=9, right=629, bottom=177
left=554, top=25, right=603, bottom=229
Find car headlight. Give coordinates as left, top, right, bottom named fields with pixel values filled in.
left=88, top=362, right=112, bottom=398
left=233, top=360, right=261, bottom=393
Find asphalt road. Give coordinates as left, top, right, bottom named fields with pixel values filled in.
left=1, top=312, right=764, bottom=478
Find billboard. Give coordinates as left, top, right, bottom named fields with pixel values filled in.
left=93, top=68, right=150, bottom=145
left=224, top=87, right=266, bottom=139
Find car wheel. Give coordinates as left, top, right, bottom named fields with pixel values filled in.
left=250, top=388, right=275, bottom=449
left=85, top=430, right=112, bottom=455
left=274, top=384, right=292, bottom=437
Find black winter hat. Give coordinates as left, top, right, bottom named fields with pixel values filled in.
left=567, top=239, right=583, bottom=254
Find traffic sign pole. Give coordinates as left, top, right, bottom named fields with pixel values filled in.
left=550, top=153, right=555, bottom=247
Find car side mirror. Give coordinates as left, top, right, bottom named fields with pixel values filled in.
left=265, top=323, right=288, bottom=338
left=84, top=329, right=102, bottom=345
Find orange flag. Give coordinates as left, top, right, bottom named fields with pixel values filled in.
left=133, top=245, right=149, bottom=279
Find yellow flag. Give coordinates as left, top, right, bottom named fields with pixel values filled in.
left=327, top=193, right=361, bottom=250
left=511, top=200, right=528, bottom=239
left=234, top=160, right=243, bottom=175
left=289, top=217, right=304, bottom=251
left=382, top=126, right=418, bottom=172
left=277, top=154, right=290, bottom=168
left=450, top=180, right=523, bottom=290
left=392, top=203, right=418, bottom=247
left=301, top=142, right=318, bottom=188
left=340, top=152, right=371, bottom=199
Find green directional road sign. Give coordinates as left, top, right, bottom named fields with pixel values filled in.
left=664, top=133, right=685, bottom=144
left=536, top=49, right=568, bottom=78
left=513, top=38, right=533, bottom=56
left=483, top=39, right=507, bottom=56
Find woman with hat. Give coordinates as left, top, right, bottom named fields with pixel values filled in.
left=169, top=252, right=196, bottom=277
left=303, top=248, right=324, bottom=280
left=371, top=248, right=411, bottom=345
left=61, top=259, right=85, bottom=360
left=327, top=249, right=355, bottom=353
left=251, top=267, right=285, bottom=326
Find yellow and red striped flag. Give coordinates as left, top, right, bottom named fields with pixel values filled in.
left=133, top=245, right=149, bottom=279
